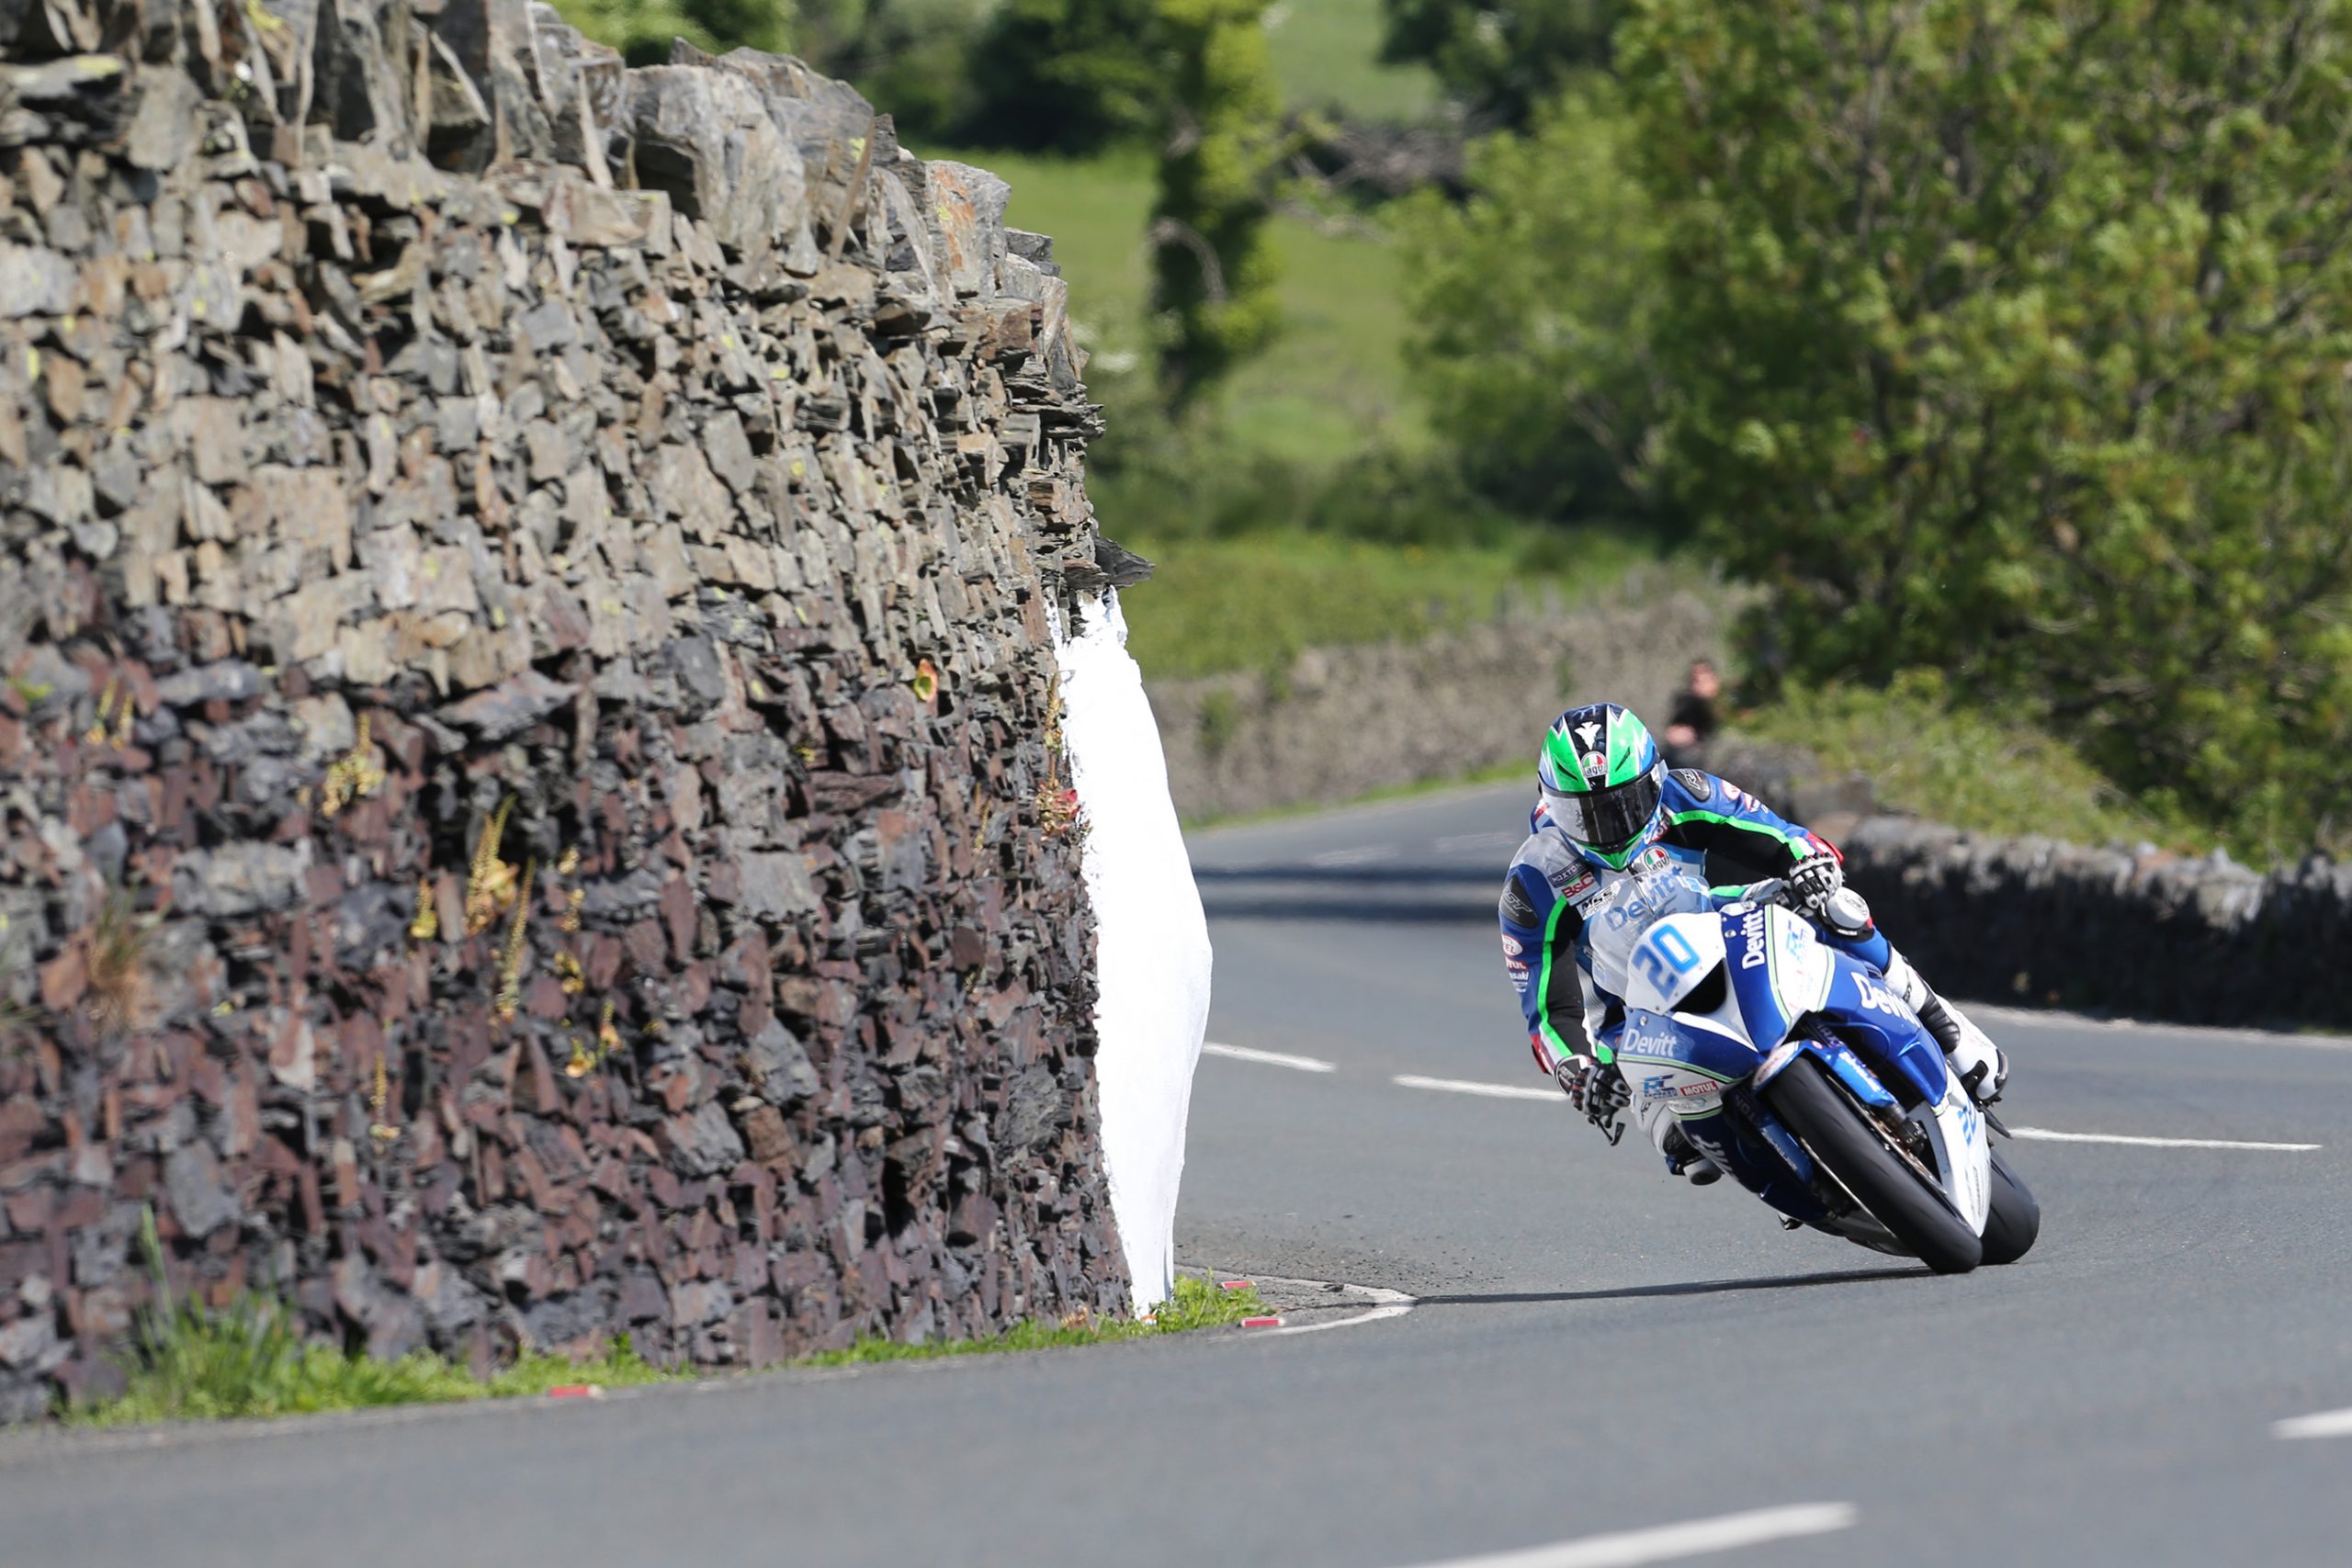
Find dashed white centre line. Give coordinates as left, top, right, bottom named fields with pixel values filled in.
left=1393, top=1073, right=1560, bottom=1102
left=2008, top=1127, right=2320, bottom=1152
left=1385, top=1502, right=1858, bottom=1568
left=1202, top=1042, right=1338, bottom=1074
left=2275, top=1406, right=2352, bottom=1440
left=1309, top=845, right=1397, bottom=867
left=1435, top=830, right=1522, bottom=853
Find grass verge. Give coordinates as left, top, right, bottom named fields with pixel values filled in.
left=1121, top=529, right=1683, bottom=682
left=800, top=1276, right=1269, bottom=1367
left=68, top=1224, right=1268, bottom=1427
left=1727, top=672, right=2208, bottom=853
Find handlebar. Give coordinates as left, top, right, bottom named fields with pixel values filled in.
left=1735, top=876, right=1871, bottom=938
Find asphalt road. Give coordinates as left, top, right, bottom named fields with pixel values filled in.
left=8, top=781, right=2352, bottom=1568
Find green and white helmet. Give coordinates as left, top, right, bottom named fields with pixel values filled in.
left=1536, top=702, right=1667, bottom=870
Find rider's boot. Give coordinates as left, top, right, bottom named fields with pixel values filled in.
left=1884, top=952, right=2007, bottom=1103
left=1660, top=1122, right=1723, bottom=1186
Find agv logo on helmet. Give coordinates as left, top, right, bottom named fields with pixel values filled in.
left=1537, top=702, right=1668, bottom=871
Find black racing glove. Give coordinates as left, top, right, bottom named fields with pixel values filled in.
left=1787, top=849, right=1845, bottom=918
left=1555, top=1055, right=1630, bottom=1144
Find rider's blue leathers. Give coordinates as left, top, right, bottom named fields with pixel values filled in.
left=1498, top=766, right=1892, bottom=1082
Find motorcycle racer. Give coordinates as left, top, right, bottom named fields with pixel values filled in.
left=1499, top=702, right=2007, bottom=1182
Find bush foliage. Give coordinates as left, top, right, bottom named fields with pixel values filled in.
left=1398, top=85, right=1667, bottom=530
left=1730, top=672, right=2201, bottom=854
left=1600, top=0, right=2352, bottom=859
left=1379, top=0, right=1621, bottom=128
left=1391, top=0, right=2352, bottom=855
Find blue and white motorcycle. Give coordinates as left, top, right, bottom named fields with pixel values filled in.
left=1607, top=882, right=2039, bottom=1274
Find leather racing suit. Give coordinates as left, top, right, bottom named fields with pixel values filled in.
left=1498, top=767, right=1903, bottom=1162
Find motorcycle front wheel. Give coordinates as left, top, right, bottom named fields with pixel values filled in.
left=1979, top=1147, right=2040, bottom=1266
left=1764, top=1054, right=1983, bottom=1275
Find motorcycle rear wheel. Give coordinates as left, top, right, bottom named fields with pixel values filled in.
left=1765, top=1054, right=1983, bottom=1275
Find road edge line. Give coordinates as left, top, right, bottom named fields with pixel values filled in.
left=1228, top=1272, right=1419, bottom=1339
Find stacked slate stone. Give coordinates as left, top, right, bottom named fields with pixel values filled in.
left=0, top=0, right=1132, bottom=1419
left=1837, top=819, right=2352, bottom=1029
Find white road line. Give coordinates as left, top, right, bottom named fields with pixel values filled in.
left=1394, top=1074, right=1561, bottom=1102
left=2275, top=1406, right=2352, bottom=1440
left=1202, top=1042, right=1339, bottom=1074
left=1309, top=845, right=1397, bottom=867
left=1435, top=830, right=1521, bottom=853
left=2008, top=1127, right=2321, bottom=1152
left=1242, top=1275, right=1419, bottom=1339
left=1971, top=1003, right=2352, bottom=1051
left=1385, top=1503, right=1858, bottom=1568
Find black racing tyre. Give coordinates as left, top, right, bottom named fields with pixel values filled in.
left=1764, top=1054, right=1983, bottom=1275
left=1980, top=1148, right=2041, bottom=1266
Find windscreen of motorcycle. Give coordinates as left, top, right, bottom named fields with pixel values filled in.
left=1620, top=912, right=1728, bottom=1016
left=1724, top=902, right=1835, bottom=1048
left=1580, top=853, right=1719, bottom=1006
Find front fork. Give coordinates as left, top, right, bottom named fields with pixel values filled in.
left=1676, top=1086, right=1831, bottom=1224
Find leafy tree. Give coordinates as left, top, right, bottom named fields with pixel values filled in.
left=963, top=0, right=1164, bottom=151
left=1615, top=0, right=2352, bottom=855
left=1148, top=0, right=1287, bottom=407
left=1398, top=85, right=1669, bottom=528
left=843, top=0, right=1000, bottom=142
left=1380, top=0, right=1622, bottom=129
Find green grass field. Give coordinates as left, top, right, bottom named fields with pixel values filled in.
left=1118, top=529, right=1676, bottom=680
left=1266, top=0, right=1439, bottom=118
left=966, top=147, right=1424, bottom=467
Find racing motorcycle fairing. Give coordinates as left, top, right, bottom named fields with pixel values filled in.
left=1763, top=953, right=1955, bottom=1111
left=1768, top=950, right=1991, bottom=1231
left=1613, top=1010, right=1830, bottom=1224
left=1617, top=904, right=1994, bottom=1237
left=1719, top=900, right=1835, bottom=1050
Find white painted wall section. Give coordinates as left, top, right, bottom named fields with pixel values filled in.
left=1055, top=589, right=1213, bottom=1309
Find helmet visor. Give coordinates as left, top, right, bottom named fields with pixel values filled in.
left=1544, top=764, right=1663, bottom=853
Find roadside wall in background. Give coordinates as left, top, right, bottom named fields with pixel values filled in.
left=0, top=5, right=1140, bottom=1417
left=1692, top=744, right=2351, bottom=1029
left=1835, top=819, right=2352, bottom=1028
left=1148, top=588, right=1727, bottom=821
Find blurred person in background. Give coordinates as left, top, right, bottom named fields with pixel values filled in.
left=1660, top=659, right=1721, bottom=767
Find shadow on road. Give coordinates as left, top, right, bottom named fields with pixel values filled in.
left=1200, top=897, right=1499, bottom=925
left=1194, top=863, right=1505, bottom=926
left=1193, top=865, right=1501, bottom=886
left=1413, top=1266, right=1926, bottom=1307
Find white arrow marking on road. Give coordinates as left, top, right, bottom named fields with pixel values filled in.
left=1203, top=1043, right=1339, bottom=1073
left=1384, top=1502, right=1858, bottom=1568
left=2275, top=1406, right=2352, bottom=1439
left=2007, top=1127, right=2320, bottom=1152
left=1393, top=1074, right=1561, bottom=1101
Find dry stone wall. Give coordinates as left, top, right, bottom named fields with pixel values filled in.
left=1149, top=587, right=1727, bottom=821
left=1696, top=742, right=2352, bottom=1029
left=1833, top=819, right=2352, bottom=1029
left=0, top=1, right=1134, bottom=1418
